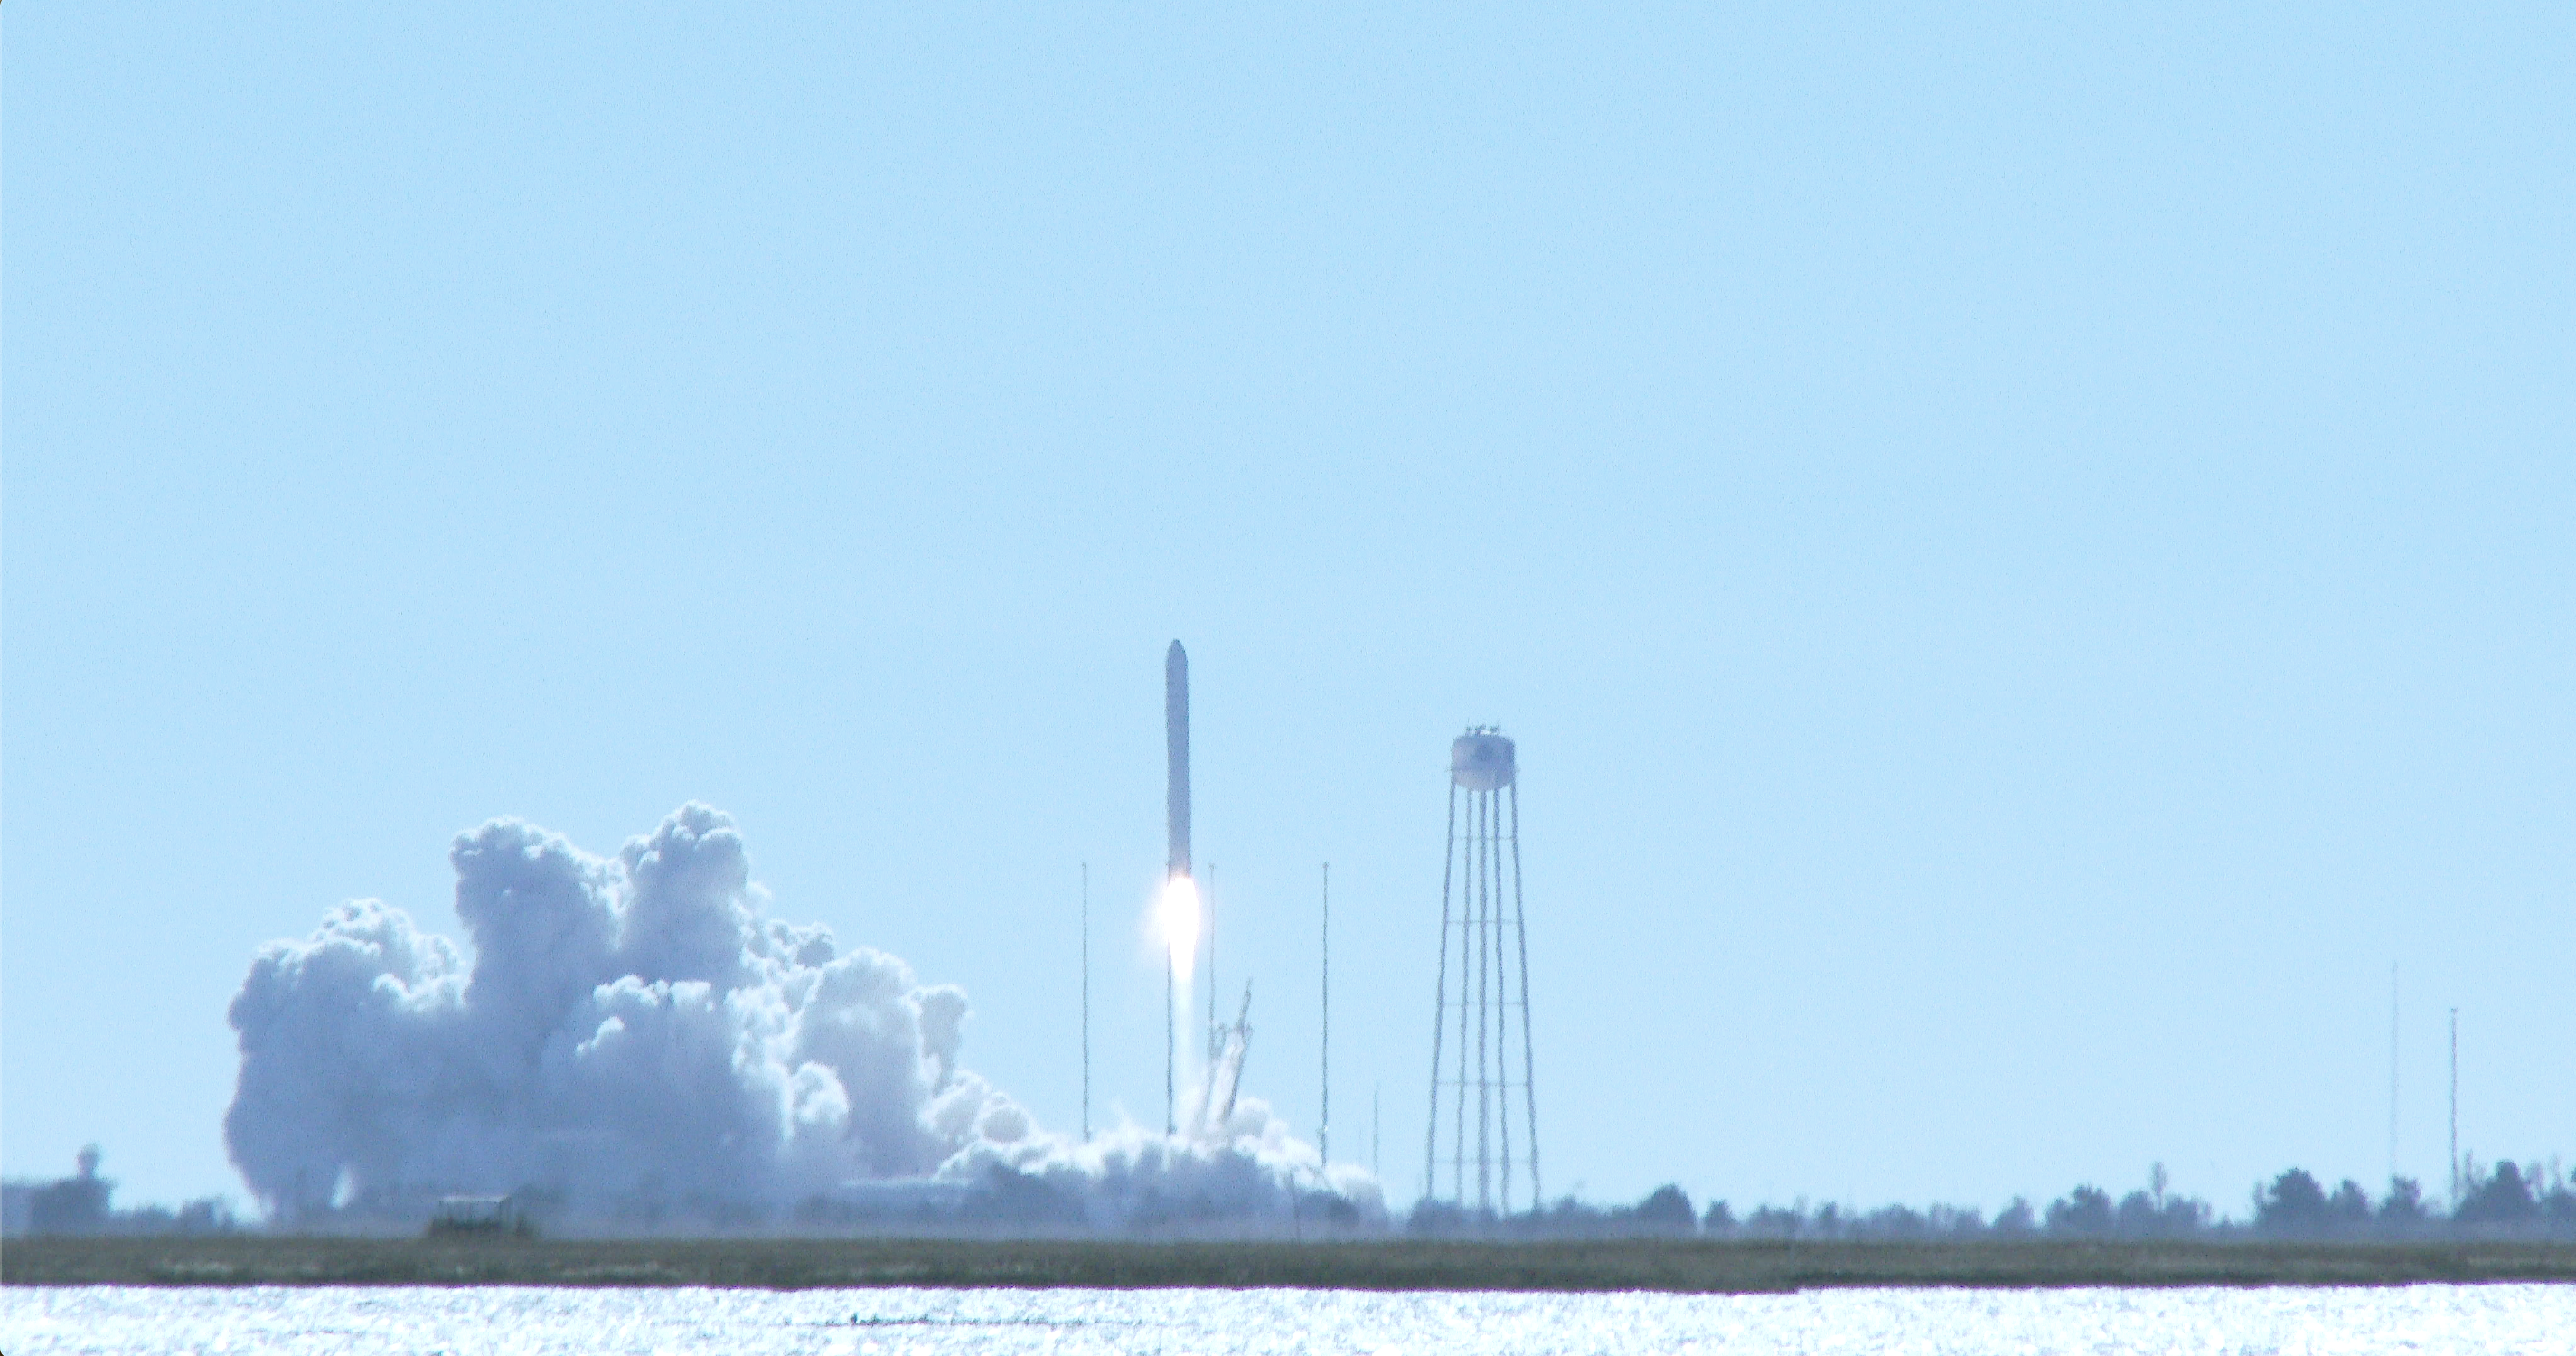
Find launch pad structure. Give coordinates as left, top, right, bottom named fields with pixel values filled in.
left=1424, top=727, right=1541, bottom=1216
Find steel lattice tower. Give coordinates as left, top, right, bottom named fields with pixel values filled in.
left=1424, top=727, right=1540, bottom=1217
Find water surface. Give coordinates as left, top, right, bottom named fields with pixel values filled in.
left=8, top=1283, right=2571, bottom=1354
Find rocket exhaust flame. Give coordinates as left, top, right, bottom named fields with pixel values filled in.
left=1159, top=875, right=1201, bottom=981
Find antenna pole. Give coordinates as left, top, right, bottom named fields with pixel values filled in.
left=1167, top=937, right=1177, bottom=1137
left=1082, top=863, right=1092, bottom=1142
left=1321, top=862, right=1331, bottom=1163
left=2386, top=962, right=2397, bottom=1188
left=2449, top=1006, right=2459, bottom=1210
left=1207, top=864, right=1218, bottom=1058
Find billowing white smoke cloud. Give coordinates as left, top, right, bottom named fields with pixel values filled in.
left=225, top=804, right=1378, bottom=1227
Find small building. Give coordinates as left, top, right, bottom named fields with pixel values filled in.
left=428, top=1194, right=531, bottom=1237
left=2, top=1181, right=36, bottom=1236
left=7, top=1146, right=113, bottom=1235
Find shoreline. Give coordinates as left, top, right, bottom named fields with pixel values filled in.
left=7, top=1238, right=2575, bottom=1291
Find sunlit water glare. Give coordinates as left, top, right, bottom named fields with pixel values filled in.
left=7, top=1284, right=2571, bottom=1355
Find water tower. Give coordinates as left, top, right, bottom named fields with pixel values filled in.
left=1424, top=727, right=1541, bottom=1215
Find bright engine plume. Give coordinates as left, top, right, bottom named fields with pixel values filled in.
left=1158, top=874, right=1201, bottom=980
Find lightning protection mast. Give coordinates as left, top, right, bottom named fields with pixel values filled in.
left=1423, top=727, right=1541, bottom=1219
left=1082, top=862, right=1091, bottom=1141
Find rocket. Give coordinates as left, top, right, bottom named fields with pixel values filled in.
left=1165, top=640, right=1191, bottom=880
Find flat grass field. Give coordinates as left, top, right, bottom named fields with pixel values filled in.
left=7, top=1237, right=2575, bottom=1291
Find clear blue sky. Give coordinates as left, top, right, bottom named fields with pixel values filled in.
left=6, top=4, right=2569, bottom=1215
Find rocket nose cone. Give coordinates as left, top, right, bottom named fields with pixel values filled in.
left=1168, top=639, right=1186, bottom=662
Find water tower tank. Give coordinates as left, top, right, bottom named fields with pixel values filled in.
left=1450, top=730, right=1516, bottom=790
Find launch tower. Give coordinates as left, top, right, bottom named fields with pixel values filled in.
left=1423, top=727, right=1540, bottom=1216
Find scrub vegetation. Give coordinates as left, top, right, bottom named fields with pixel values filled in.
left=1424, top=1160, right=2576, bottom=1244
left=9, top=1234, right=2576, bottom=1291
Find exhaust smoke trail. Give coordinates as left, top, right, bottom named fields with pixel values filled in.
left=223, top=804, right=1378, bottom=1227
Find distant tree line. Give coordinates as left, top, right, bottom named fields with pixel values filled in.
left=20, top=1140, right=2576, bottom=1240
left=1406, top=1158, right=2576, bottom=1241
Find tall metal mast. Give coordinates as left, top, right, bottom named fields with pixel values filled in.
left=2386, top=962, right=2397, bottom=1189
left=1207, top=864, right=1217, bottom=1060
left=2449, top=1006, right=2460, bottom=1210
left=1082, top=862, right=1091, bottom=1142
left=1166, top=955, right=1176, bottom=1136
left=1165, top=641, right=1190, bottom=1138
